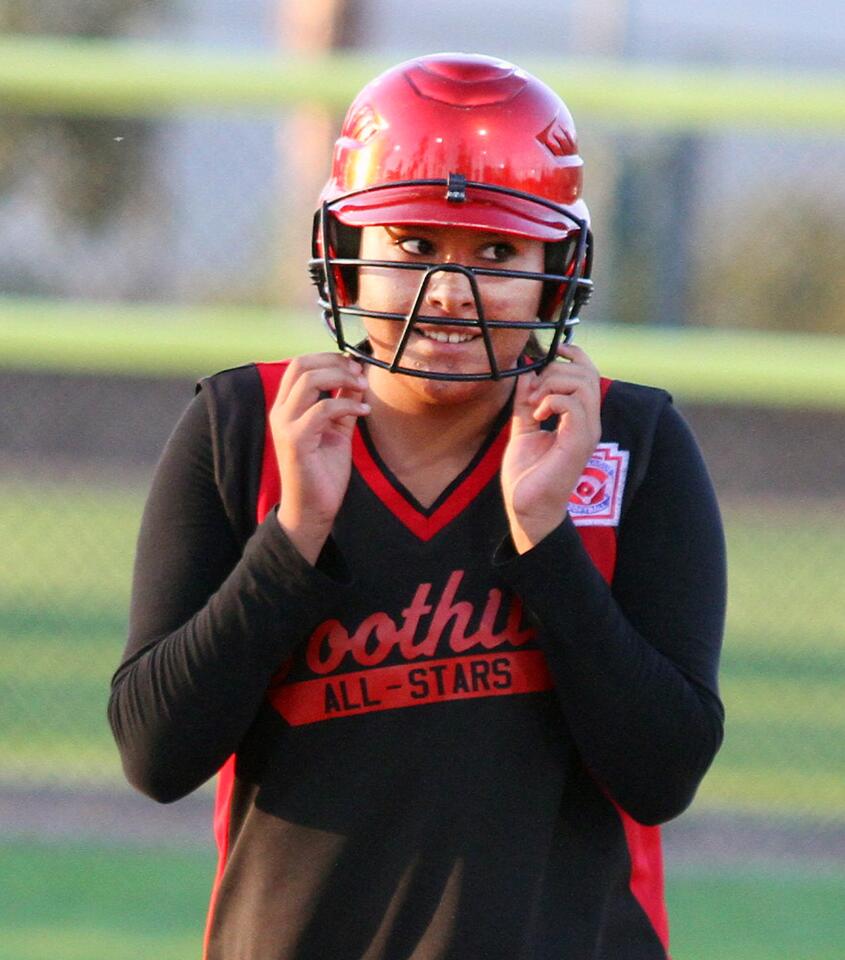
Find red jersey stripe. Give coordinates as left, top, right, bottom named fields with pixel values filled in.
left=255, top=361, right=289, bottom=521
left=205, top=361, right=288, bottom=959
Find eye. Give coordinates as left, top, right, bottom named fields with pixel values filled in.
left=478, top=241, right=517, bottom=263
left=396, top=237, right=435, bottom=256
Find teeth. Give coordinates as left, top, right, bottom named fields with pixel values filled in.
left=420, top=329, right=476, bottom=343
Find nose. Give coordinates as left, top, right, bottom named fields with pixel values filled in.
left=423, top=267, right=476, bottom=316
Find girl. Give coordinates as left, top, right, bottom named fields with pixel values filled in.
left=110, top=52, right=726, bottom=960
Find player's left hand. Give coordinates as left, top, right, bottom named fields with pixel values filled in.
left=501, top=343, right=601, bottom=554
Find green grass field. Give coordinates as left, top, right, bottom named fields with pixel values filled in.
left=1, top=840, right=842, bottom=960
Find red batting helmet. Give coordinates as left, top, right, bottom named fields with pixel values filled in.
left=310, top=52, right=593, bottom=381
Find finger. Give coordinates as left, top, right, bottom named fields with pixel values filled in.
left=278, top=353, right=364, bottom=406
left=528, top=365, right=595, bottom=402
left=334, top=387, right=368, bottom=434
left=532, top=391, right=590, bottom=425
left=555, top=342, right=599, bottom=374
left=543, top=394, right=602, bottom=452
left=283, top=365, right=369, bottom=421
left=511, top=371, right=541, bottom=435
left=336, top=385, right=365, bottom=403
left=294, top=396, right=371, bottom=441
left=528, top=358, right=600, bottom=419
left=528, top=377, right=599, bottom=424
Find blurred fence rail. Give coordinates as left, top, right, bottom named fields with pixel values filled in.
left=1, top=34, right=843, bottom=127
left=2, top=297, right=845, bottom=407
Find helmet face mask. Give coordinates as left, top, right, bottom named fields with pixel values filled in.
left=310, top=179, right=592, bottom=381
left=310, top=54, right=594, bottom=382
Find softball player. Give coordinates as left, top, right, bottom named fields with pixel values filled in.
left=110, top=53, right=726, bottom=959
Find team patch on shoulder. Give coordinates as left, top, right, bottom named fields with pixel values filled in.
left=568, top=442, right=629, bottom=526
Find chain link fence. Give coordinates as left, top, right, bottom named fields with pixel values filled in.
left=1, top=79, right=844, bottom=867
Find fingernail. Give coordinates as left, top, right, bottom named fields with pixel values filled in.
left=359, top=402, right=371, bottom=413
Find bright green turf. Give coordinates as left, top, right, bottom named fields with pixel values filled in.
left=693, top=503, right=845, bottom=819
left=0, top=841, right=214, bottom=960
left=665, top=867, right=845, bottom=960
left=1, top=478, right=844, bottom=819
left=0, top=840, right=842, bottom=960
left=2, top=295, right=845, bottom=408
left=0, top=480, right=142, bottom=786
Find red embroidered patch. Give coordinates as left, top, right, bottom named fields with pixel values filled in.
left=568, top=442, right=629, bottom=526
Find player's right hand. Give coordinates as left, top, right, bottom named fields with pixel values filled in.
left=269, top=353, right=369, bottom=564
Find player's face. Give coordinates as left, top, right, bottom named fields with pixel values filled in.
left=355, top=224, right=545, bottom=394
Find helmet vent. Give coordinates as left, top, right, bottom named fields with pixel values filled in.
left=405, top=59, right=526, bottom=106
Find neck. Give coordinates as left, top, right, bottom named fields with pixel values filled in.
left=363, top=366, right=513, bottom=473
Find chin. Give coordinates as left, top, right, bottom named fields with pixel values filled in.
left=399, top=369, right=507, bottom=407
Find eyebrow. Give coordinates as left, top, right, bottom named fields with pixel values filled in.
left=383, top=225, right=425, bottom=238
left=382, top=225, right=516, bottom=245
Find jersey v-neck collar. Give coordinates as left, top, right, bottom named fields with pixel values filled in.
left=352, top=396, right=513, bottom=542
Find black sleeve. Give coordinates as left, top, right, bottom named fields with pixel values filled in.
left=495, top=401, right=726, bottom=826
left=108, top=392, right=350, bottom=803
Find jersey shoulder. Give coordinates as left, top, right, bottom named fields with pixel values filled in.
left=599, top=378, right=675, bottom=517
left=603, top=377, right=672, bottom=416
left=196, top=358, right=297, bottom=412
left=601, top=378, right=674, bottom=439
left=194, top=361, right=290, bottom=546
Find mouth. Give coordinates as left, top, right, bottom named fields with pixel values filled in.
left=414, top=325, right=480, bottom=345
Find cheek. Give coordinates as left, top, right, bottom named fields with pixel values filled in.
left=493, top=330, right=532, bottom=368
left=357, top=267, right=418, bottom=312
left=479, top=276, right=543, bottom=321
left=482, top=278, right=540, bottom=364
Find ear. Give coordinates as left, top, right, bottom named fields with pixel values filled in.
left=538, top=239, right=571, bottom=321
left=330, top=218, right=362, bottom=305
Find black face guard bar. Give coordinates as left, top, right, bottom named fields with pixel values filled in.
left=309, top=178, right=593, bottom=381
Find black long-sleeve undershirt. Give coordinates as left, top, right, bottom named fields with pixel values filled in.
left=495, top=411, right=726, bottom=822
left=110, top=396, right=351, bottom=801
left=109, top=387, right=725, bottom=823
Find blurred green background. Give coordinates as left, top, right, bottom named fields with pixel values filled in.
left=1, top=2, right=844, bottom=958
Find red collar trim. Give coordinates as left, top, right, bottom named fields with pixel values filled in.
left=352, top=421, right=510, bottom=542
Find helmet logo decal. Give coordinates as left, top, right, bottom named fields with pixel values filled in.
left=536, top=114, right=577, bottom=158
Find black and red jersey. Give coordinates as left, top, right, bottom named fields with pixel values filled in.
left=110, top=361, right=726, bottom=960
